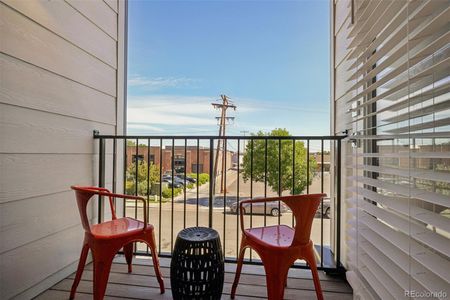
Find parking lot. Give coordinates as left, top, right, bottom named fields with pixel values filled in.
left=126, top=170, right=333, bottom=263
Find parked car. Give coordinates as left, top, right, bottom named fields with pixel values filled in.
left=318, top=197, right=331, bottom=219
left=162, top=178, right=182, bottom=188
left=229, top=199, right=289, bottom=217
left=162, top=175, right=185, bottom=186
left=177, top=174, right=197, bottom=183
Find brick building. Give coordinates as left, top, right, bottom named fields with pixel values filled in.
left=126, top=145, right=234, bottom=174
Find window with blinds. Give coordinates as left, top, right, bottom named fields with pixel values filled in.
left=333, top=0, right=450, bottom=299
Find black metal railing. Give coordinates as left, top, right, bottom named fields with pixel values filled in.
left=94, top=132, right=346, bottom=272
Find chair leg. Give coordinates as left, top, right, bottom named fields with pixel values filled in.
left=303, top=246, right=324, bottom=300
left=231, top=243, right=247, bottom=299
left=123, top=243, right=134, bottom=273
left=263, top=259, right=290, bottom=300
left=147, top=233, right=165, bottom=294
left=70, top=243, right=89, bottom=300
left=93, top=254, right=114, bottom=300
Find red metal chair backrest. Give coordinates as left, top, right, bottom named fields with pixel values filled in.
left=282, top=193, right=326, bottom=246
left=71, top=186, right=117, bottom=234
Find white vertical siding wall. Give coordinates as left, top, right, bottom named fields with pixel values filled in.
left=332, top=0, right=450, bottom=299
left=0, top=1, right=126, bottom=298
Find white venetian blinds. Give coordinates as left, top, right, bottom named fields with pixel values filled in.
left=334, top=0, right=450, bottom=299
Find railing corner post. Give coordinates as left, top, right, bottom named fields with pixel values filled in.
left=98, top=137, right=106, bottom=223
left=336, top=139, right=342, bottom=269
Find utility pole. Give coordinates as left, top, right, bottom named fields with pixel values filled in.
left=212, top=95, right=236, bottom=193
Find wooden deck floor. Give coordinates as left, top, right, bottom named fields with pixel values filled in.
left=36, top=257, right=352, bottom=299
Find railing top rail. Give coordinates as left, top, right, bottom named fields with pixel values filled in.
left=93, top=131, right=347, bottom=140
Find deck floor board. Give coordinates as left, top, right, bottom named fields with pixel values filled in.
left=36, top=257, right=352, bottom=299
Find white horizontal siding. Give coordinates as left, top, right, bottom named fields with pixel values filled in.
left=0, top=191, right=85, bottom=254
left=0, top=104, right=114, bottom=154
left=0, top=54, right=116, bottom=125
left=3, top=0, right=117, bottom=68
left=0, top=225, right=85, bottom=300
left=0, top=3, right=116, bottom=96
left=66, top=0, right=118, bottom=40
left=0, top=0, right=124, bottom=298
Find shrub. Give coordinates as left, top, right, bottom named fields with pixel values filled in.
left=125, top=180, right=134, bottom=195
left=198, top=173, right=209, bottom=185
left=187, top=173, right=209, bottom=185
left=162, top=187, right=182, bottom=199
left=125, top=180, right=150, bottom=196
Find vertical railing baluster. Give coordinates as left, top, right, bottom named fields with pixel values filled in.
left=306, top=140, right=310, bottom=194
left=236, top=139, right=240, bottom=259
left=159, top=139, right=163, bottom=254
left=147, top=138, right=151, bottom=254
left=134, top=139, right=138, bottom=222
left=184, top=138, right=187, bottom=229
left=223, top=139, right=227, bottom=256
left=196, top=138, right=200, bottom=227
left=171, top=139, right=175, bottom=253
left=249, top=138, right=253, bottom=261
left=292, top=139, right=295, bottom=227
left=113, top=138, right=117, bottom=197
left=278, top=139, right=281, bottom=225
left=147, top=139, right=151, bottom=201
left=123, top=138, right=127, bottom=217
left=264, top=139, right=267, bottom=227
left=320, top=139, right=324, bottom=268
left=134, top=139, right=138, bottom=253
left=209, top=139, right=214, bottom=228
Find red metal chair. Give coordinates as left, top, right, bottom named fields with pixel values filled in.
left=231, top=194, right=326, bottom=300
left=70, top=186, right=165, bottom=300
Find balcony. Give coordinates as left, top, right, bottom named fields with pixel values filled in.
left=2, top=1, right=449, bottom=299
left=31, top=133, right=350, bottom=299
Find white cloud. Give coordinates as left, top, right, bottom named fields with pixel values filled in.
left=126, top=94, right=325, bottom=135
left=127, top=123, right=165, bottom=132
left=127, top=95, right=219, bottom=127
left=128, top=75, right=198, bottom=90
left=129, top=95, right=214, bottom=114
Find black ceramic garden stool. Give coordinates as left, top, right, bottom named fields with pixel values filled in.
left=170, top=227, right=224, bottom=300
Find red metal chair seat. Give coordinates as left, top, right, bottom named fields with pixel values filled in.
left=90, top=217, right=151, bottom=239
left=231, top=194, right=326, bottom=300
left=70, top=186, right=164, bottom=300
left=245, top=225, right=294, bottom=248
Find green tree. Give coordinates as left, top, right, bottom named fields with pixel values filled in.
left=241, top=128, right=317, bottom=194
left=126, top=161, right=160, bottom=195
left=126, top=140, right=149, bottom=147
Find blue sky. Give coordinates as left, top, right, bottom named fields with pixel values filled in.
left=127, top=0, right=330, bottom=136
